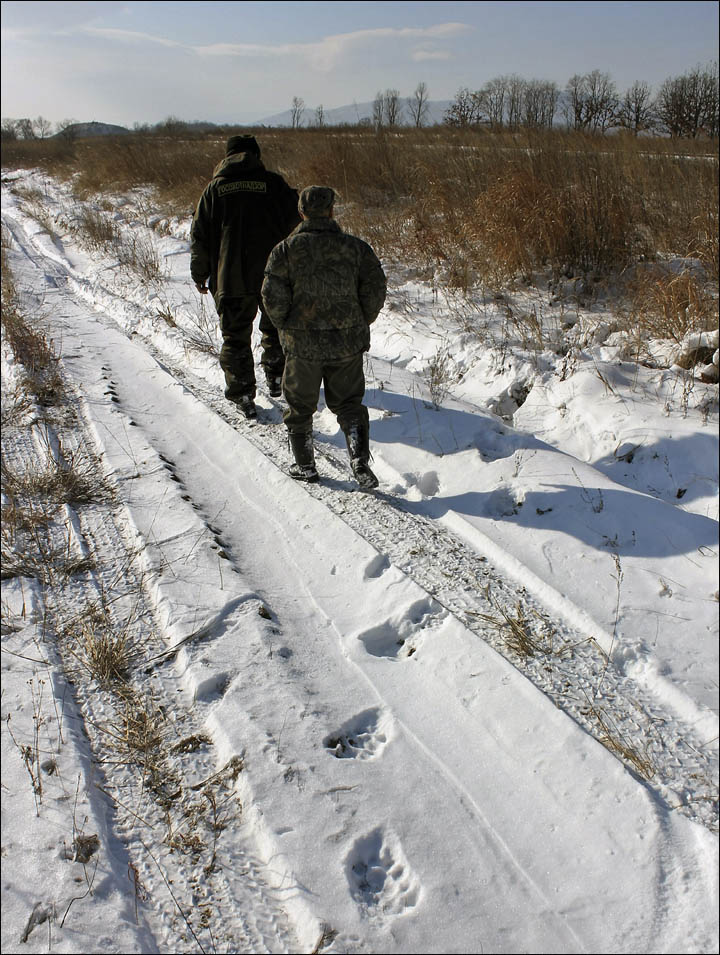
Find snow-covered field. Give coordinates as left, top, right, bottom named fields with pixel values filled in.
left=1, top=170, right=718, bottom=954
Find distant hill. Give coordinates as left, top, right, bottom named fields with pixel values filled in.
left=54, top=121, right=130, bottom=139
left=255, top=100, right=453, bottom=128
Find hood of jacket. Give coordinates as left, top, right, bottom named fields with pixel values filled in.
left=212, top=152, right=265, bottom=179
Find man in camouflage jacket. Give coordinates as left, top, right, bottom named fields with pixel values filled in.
left=262, top=186, right=386, bottom=487
left=191, top=135, right=300, bottom=417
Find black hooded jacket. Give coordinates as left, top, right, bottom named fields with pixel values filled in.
left=190, top=152, right=300, bottom=303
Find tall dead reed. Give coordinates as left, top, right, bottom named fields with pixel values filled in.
left=3, top=125, right=717, bottom=296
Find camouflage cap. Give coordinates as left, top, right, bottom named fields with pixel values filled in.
left=299, top=185, right=336, bottom=218
left=226, top=135, right=261, bottom=157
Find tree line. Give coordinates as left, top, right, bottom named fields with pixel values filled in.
left=286, top=84, right=432, bottom=130
left=443, top=62, right=718, bottom=137
left=3, top=62, right=717, bottom=142
left=298, top=62, right=718, bottom=138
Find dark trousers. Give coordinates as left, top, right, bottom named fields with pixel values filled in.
left=217, top=296, right=285, bottom=399
left=282, top=352, right=368, bottom=434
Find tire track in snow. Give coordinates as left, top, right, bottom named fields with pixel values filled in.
left=2, top=227, right=307, bottom=952
left=5, top=200, right=717, bottom=839
left=177, top=367, right=719, bottom=834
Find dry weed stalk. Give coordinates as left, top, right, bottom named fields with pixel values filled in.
left=15, top=185, right=60, bottom=239
left=63, top=603, right=134, bottom=686
left=70, top=206, right=119, bottom=253
left=0, top=505, right=94, bottom=584
left=426, top=345, right=453, bottom=408
left=181, top=299, right=221, bottom=358
left=475, top=596, right=554, bottom=658
left=4, top=128, right=716, bottom=302
left=89, top=686, right=180, bottom=806
left=1, top=437, right=108, bottom=509
left=1, top=385, right=34, bottom=429
left=619, top=264, right=718, bottom=344
left=5, top=714, right=43, bottom=812
left=116, top=231, right=166, bottom=285
left=1, top=299, right=65, bottom=406
left=581, top=691, right=656, bottom=780
left=311, top=925, right=339, bottom=955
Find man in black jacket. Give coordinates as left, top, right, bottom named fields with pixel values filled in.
left=191, top=135, right=300, bottom=418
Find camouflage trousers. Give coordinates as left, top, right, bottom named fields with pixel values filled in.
left=217, top=295, right=285, bottom=400
left=282, top=352, right=369, bottom=435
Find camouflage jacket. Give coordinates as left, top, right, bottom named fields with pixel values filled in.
left=190, top=153, right=300, bottom=304
left=261, top=218, right=386, bottom=361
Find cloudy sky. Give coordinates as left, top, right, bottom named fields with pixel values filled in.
left=2, top=0, right=718, bottom=127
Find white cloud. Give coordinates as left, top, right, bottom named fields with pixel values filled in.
left=37, top=21, right=472, bottom=74
left=79, top=26, right=182, bottom=48
left=193, top=22, right=473, bottom=71
left=412, top=49, right=452, bottom=62
left=192, top=41, right=293, bottom=58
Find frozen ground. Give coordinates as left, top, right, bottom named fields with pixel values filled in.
left=1, top=171, right=718, bottom=954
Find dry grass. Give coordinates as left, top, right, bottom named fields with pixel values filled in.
left=1, top=385, right=34, bottom=429
left=12, top=185, right=60, bottom=239
left=0, top=447, right=97, bottom=586
left=1, top=255, right=66, bottom=407
left=115, top=231, right=166, bottom=285
left=70, top=206, right=119, bottom=252
left=62, top=601, right=135, bottom=685
left=2, top=126, right=717, bottom=362
left=1, top=263, right=108, bottom=585
left=475, top=597, right=554, bottom=657
left=4, top=127, right=717, bottom=283
left=1, top=436, right=109, bottom=508
left=618, top=264, right=718, bottom=343
left=0, top=510, right=94, bottom=583
left=180, top=299, right=221, bottom=358
left=426, top=346, right=454, bottom=408
left=60, top=199, right=166, bottom=285
left=581, top=692, right=657, bottom=780
left=471, top=585, right=658, bottom=781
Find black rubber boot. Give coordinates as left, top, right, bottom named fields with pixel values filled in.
left=288, top=431, right=319, bottom=483
left=343, top=422, right=378, bottom=489
left=265, top=373, right=283, bottom=398
left=228, top=394, right=257, bottom=419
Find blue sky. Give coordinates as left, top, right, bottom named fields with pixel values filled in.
left=1, top=1, right=718, bottom=127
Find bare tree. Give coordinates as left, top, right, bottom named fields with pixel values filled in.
left=616, top=81, right=655, bottom=135
left=154, top=115, right=187, bottom=137
left=55, top=118, right=79, bottom=140
left=32, top=115, right=53, bottom=139
left=373, top=88, right=404, bottom=128
left=522, top=80, right=559, bottom=128
left=586, top=70, right=618, bottom=132
left=656, top=62, right=718, bottom=138
left=290, top=96, right=305, bottom=129
left=565, top=74, right=587, bottom=130
left=407, top=82, right=430, bottom=127
left=16, top=118, right=35, bottom=139
left=384, top=89, right=403, bottom=127
left=700, top=61, right=719, bottom=138
left=476, top=77, right=507, bottom=127
left=564, top=71, right=618, bottom=132
left=1, top=118, right=20, bottom=141
left=314, top=104, right=325, bottom=127
left=445, top=77, right=558, bottom=130
left=541, top=82, right=560, bottom=127
left=443, top=87, right=482, bottom=127
left=505, top=75, right=526, bottom=129
left=373, top=90, right=385, bottom=128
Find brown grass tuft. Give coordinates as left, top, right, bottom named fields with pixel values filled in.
left=618, top=264, right=718, bottom=343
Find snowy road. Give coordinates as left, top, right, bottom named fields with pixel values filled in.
left=2, top=177, right=717, bottom=954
